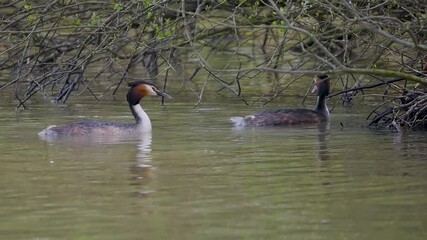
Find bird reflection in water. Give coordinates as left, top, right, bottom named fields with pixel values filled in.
left=314, top=122, right=330, bottom=161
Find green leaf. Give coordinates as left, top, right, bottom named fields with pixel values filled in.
left=113, top=3, right=122, bottom=12
left=24, top=0, right=32, bottom=10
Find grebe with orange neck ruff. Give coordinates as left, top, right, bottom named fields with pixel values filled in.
left=38, top=81, right=171, bottom=136
left=230, top=75, right=330, bottom=127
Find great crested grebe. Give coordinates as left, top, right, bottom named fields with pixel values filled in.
left=38, top=81, right=171, bottom=136
left=230, top=75, right=331, bottom=127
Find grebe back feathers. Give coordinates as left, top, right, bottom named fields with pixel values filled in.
left=230, top=75, right=330, bottom=127
left=38, top=81, right=171, bottom=137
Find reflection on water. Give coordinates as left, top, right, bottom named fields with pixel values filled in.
left=1, top=99, right=427, bottom=240
left=136, top=133, right=153, bottom=168
left=315, top=123, right=330, bottom=161
left=231, top=121, right=331, bottom=162
left=38, top=131, right=153, bottom=169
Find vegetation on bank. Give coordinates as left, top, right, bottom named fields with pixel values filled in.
left=0, top=0, right=426, bottom=130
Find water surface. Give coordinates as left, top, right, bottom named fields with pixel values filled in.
left=0, top=92, right=426, bottom=240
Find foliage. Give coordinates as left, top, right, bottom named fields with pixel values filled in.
left=0, top=0, right=426, bottom=129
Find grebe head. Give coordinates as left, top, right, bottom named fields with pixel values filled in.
left=127, top=81, right=172, bottom=105
left=126, top=81, right=171, bottom=129
left=312, top=74, right=330, bottom=97
left=312, top=74, right=330, bottom=118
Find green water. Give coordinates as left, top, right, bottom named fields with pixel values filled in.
left=0, top=89, right=427, bottom=240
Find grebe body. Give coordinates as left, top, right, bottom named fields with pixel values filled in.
left=38, top=81, right=171, bottom=137
left=230, top=75, right=330, bottom=127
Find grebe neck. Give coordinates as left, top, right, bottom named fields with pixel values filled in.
left=315, top=94, right=329, bottom=118
left=130, top=103, right=152, bottom=132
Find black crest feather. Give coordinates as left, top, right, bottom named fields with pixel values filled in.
left=318, top=74, right=329, bottom=80
left=128, top=81, right=155, bottom=88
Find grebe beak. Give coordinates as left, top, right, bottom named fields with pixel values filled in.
left=154, top=88, right=172, bottom=99
left=311, top=75, right=330, bottom=94
left=311, top=83, right=318, bottom=94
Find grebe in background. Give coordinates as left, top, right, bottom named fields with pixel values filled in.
left=38, top=81, right=171, bottom=136
left=230, top=75, right=331, bottom=127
